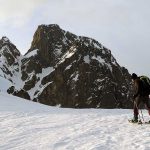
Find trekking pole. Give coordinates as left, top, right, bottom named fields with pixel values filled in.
left=140, top=109, right=144, bottom=122
left=135, top=100, right=145, bottom=122
left=135, top=102, right=142, bottom=123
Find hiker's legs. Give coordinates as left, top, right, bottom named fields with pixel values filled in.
left=143, top=96, right=150, bottom=115
left=133, top=96, right=141, bottom=120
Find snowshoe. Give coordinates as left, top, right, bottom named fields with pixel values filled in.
left=144, top=121, right=150, bottom=124
left=128, top=119, right=138, bottom=123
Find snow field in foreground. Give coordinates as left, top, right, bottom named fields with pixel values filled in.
left=0, top=92, right=150, bottom=150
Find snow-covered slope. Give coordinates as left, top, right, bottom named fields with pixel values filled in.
left=0, top=77, right=12, bottom=92
left=0, top=92, right=150, bottom=150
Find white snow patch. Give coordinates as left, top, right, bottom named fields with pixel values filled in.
left=56, top=104, right=61, bottom=108
left=65, top=64, right=72, bottom=70
left=98, top=86, right=102, bottom=90
left=0, top=77, right=12, bottom=92
left=106, top=63, right=112, bottom=72
left=25, top=49, right=38, bottom=58
left=54, top=48, right=62, bottom=56
left=62, top=36, right=68, bottom=45
left=73, top=74, right=79, bottom=81
left=92, top=55, right=105, bottom=63
left=92, top=55, right=113, bottom=72
left=28, top=67, right=54, bottom=99
left=57, top=46, right=77, bottom=65
left=2, top=37, right=9, bottom=42
left=102, top=49, right=105, bottom=54
left=35, top=81, right=53, bottom=97
left=0, top=69, right=4, bottom=77
left=11, top=56, right=25, bottom=90
left=93, top=42, right=101, bottom=49
left=96, top=79, right=105, bottom=82
left=111, top=55, right=117, bottom=66
left=66, top=49, right=76, bottom=59
left=84, top=55, right=90, bottom=64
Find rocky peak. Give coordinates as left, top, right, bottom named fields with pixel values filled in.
left=0, top=36, right=21, bottom=84
left=1, top=36, right=11, bottom=44
left=26, top=24, right=78, bottom=68
left=28, top=24, right=64, bottom=52
left=0, top=25, right=133, bottom=109
left=26, top=25, right=59, bottom=67
left=0, top=36, right=21, bottom=59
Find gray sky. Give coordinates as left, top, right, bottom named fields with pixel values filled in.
left=0, top=0, right=150, bottom=76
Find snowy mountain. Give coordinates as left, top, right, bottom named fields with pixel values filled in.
left=0, top=25, right=132, bottom=108
left=0, top=92, right=150, bottom=150
left=0, top=36, right=21, bottom=85
left=0, top=36, right=30, bottom=99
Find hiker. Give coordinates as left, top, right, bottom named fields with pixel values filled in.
left=131, top=73, right=150, bottom=122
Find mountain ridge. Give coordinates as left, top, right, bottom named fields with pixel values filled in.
left=0, top=24, right=133, bottom=108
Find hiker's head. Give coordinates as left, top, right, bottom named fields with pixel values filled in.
left=131, top=73, right=138, bottom=80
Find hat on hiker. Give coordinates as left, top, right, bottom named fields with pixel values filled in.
left=131, top=73, right=137, bottom=80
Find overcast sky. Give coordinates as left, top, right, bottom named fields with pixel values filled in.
left=0, top=0, right=150, bottom=76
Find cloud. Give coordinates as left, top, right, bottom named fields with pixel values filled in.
left=0, top=0, right=46, bottom=27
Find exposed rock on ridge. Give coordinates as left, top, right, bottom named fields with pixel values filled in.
left=0, top=25, right=133, bottom=108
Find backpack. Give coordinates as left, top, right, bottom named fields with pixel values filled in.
left=140, top=76, right=150, bottom=95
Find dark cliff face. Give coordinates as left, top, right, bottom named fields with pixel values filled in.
left=36, top=40, right=132, bottom=108
left=0, top=25, right=133, bottom=108
left=24, top=24, right=132, bottom=108
left=26, top=24, right=78, bottom=67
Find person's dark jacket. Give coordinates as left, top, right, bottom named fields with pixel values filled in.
left=133, top=77, right=149, bottom=99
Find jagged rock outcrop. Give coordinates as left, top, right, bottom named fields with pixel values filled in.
left=37, top=42, right=132, bottom=108
left=0, top=37, right=30, bottom=98
left=7, top=86, right=30, bottom=100
left=0, top=25, right=133, bottom=108
left=0, top=36, right=21, bottom=82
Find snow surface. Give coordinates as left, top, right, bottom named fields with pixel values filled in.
left=84, top=55, right=90, bottom=64
left=92, top=55, right=105, bottom=64
left=25, top=49, right=38, bottom=58
left=0, top=77, right=12, bottom=92
left=0, top=92, right=150, bottom=150
left=91, top=55, right=113, bottom=72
